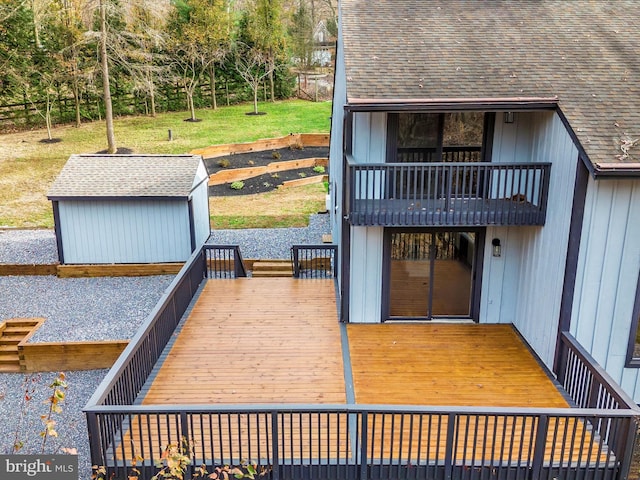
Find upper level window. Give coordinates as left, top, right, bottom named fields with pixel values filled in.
left=387, top=112, right=490, bottom=163
left=626, top=272, right=640, bottom=367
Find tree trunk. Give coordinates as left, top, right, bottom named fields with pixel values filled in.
left=187, top=90, right=196, bottom=120
left=100, top=0, right=117, bottom=153
left=269, top=63, right=275, bottom=102
left=45, top=95, right=52, bottom=140
left=149, top=80, right=156, bottom=117
left=209, top=64, right=217, bottom=110
left=253, top=83, right=258, bottom=114
left=72, top=73, right=81, bottom=127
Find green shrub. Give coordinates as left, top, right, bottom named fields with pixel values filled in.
left=313, top=165, right=325, bottom=174
left=217, top=158, right=230, bottom=168
left=230, top=181, right=245, bottom=190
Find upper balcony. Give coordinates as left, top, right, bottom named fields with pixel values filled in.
left=345, top=149, right=551, bottom=227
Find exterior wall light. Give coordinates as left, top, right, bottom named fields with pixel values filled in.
left=492, top=238, right=502, bottom=257
left=504, top=112, right=515, bottom=124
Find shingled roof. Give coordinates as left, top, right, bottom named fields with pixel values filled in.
left=340, top=0, right=640, bottom=173
left=47, top=155, right=204, bottom=199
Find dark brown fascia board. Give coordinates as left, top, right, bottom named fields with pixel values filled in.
left=344, top=96, right=559, bottom=112
left=592, top=163, right=640, bottom=178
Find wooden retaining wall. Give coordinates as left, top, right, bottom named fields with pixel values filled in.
left=191, top=133, right=330, bottom=159
left=18, top=340, right=128, bottom=371
left=56, top=263, right=184, bottom=278
left=209, top=157, right=327, bottom=185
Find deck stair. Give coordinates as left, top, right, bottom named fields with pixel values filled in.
left=251, top=260, right=293, bottom=278
left=0, top=319, right=43, bottom=372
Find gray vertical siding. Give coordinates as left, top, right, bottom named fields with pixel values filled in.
left=58, top=199, right=191, bottom=264
left=348, top=112, right=387, bottom=323
left=349, top=226, right=384, bottom=323
left=481, top=112, right=579, bottom=368
left=571, top=178, right=640, bottom=402
left=191, top=163, right=211, bottom=247
left=329, top=14, right=347, bottom=285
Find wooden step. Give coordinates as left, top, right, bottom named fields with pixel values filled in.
left=0, top=318, right=45, bottom=372
left=251, top=260, right=293, bottom=278
left=3, top=326, right=34, bottom=335
left=0, top=335, right=24, bottom=344
left=252, top=261, right=293, bottom=271
left=252, top=270, right=294, bottom=278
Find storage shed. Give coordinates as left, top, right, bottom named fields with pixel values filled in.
left=47, top=154, right=210, bottom=264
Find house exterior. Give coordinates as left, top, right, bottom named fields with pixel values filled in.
left=328, top=0, right=640, bottom=402
left=47, top=154, right=210, bottom=264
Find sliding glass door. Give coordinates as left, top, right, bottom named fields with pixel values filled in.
left=385, top=230, right=482, bottom=320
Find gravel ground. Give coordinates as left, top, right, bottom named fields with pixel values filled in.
left=208, top=213, right=330, bottom=258
left=0, top=216, right=332, bottom=479
left=0, top=229, right=59, bottom=264
left=0, top=370, right=108, bottom=479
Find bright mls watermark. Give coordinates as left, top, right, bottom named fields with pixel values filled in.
left=0, top=455, right=77, bottom=480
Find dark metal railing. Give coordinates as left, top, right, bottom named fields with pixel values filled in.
left=556, top=331, right=639, bottom=476
left=346, top=156, right=551, bottom=226
left=203, top=245, right=247, bottom=278
left=84, top=247, right=208, bottom=466
left=85, top=403, right=637, bottom=480
left=291, top=245, right=337, bottom=278
left=85, top=255, right=638, bottom=480
left=397, top=145, right=482, bottom=163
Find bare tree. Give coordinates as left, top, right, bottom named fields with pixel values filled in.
left=99, top=0, right=116, bottom=152
left=234, top=43, right=274, bottom=115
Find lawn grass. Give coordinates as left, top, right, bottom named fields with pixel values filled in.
left=0, top=100, right=331, bottom=228
left=210, top=183, right=327, bottom=229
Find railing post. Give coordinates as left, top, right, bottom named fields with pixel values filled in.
left=444, top=413, right=455, bottom=480
left=291, top=247, right=300, bottom=278
left=86, top=411, right=104, bottom=473
left=530, top=415, right=549, bottom=480
left=271, top=411, right=280, bottom=480
left=359, top=412, right=368, bottom=480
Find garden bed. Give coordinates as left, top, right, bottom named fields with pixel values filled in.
left=206, top=146, right=328, bottom=196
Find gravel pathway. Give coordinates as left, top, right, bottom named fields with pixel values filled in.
left=207, top=213, right=330, bottom=258
left=0, top=229, right=58, bottom=264
left=0, top=216, right=332, bottom=479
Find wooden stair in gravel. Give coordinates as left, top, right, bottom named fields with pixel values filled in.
left=251, top=260, right=293, bottom=278
left=0, top=318, right=44, bottom=372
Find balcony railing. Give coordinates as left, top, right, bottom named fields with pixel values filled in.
left=85, top=244, right=639, bottom=480
left=203, top=245, right=247, bottom=278
left=346, top=156, right=551, bottom=226
left=291, top=244, right=337, bottom=278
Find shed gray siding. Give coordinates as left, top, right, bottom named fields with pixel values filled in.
left=191, top=162, right=211, bottom=247
left=571, top=178, right=640, bottom=402
left=58, top=199, right=191, bottom=264
left=480, top=111, right=579, bottom=368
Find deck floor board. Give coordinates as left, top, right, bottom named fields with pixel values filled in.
left=117, top=278, right=609, bottom=466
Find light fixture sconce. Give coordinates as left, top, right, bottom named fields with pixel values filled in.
left=492, top=238, right=502, bottom=257
left=504, top=112, right=515, bottom=124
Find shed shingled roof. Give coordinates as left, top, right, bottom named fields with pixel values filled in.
left=47, top=155, right=203, bottom=199
left=341, top=0, right=640, bottom=171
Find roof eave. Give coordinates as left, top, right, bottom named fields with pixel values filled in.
left=592, top=163, right=640, bottom=179
left=47, top=195, right=190, bottom=201
left=345, top=96, right=560, bottom=112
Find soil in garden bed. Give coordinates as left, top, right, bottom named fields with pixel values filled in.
left=208, top=167, right=325, bottom=196
left=204, top=146, right=329, bottom=173
left=206, top=146, right=329, bottom=196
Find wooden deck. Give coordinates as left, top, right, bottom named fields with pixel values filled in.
left=120, top=278, right=607, bottom=466
left=143, top=278, right=345, bottom=404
